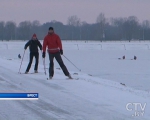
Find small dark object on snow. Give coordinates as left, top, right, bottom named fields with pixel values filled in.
left=120, top=83, right=126, bottom=86
left=18, top=54, right=21, bottom=59
left=118, top=55, right=125, bottom=60
left=122, top=55, right=125, bottom=60
left=73, top=73, right=78, bottom=75
left=134, top=56, right=137, bottom=60
left=7, top=59, right=12, bottom=60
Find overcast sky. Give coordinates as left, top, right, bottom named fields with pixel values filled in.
left=0, top=0, right=149, bottom=25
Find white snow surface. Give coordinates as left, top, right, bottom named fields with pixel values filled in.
left=0, top=41, right=150, bottom=120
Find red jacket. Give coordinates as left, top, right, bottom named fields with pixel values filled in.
left=43, top=33, right=62, bottom=53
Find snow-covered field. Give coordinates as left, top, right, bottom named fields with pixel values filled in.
left=0, top=41, right=150, bottom=120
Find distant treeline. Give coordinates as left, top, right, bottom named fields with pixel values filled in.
left=0, top=13, right=150, bottom=41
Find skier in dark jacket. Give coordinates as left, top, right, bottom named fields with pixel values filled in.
left=42, top=27, right=72, bottom=79
left=24, top=34, right=42, bottom=74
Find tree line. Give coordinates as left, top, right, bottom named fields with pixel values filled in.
left=0, top=13, right=150, bottom=41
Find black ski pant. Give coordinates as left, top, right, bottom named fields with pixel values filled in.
left=49, top=52, right=69, bottom=77
left=26, top=52, right=39, bottom=72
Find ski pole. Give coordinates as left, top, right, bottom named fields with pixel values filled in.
left=43, top=58, right=46, bottom=75
left=18, top=50, right=25, bottom=74
left=63, top=55, right=81, bottom=71
left=41, top=51, right=46, bottom=75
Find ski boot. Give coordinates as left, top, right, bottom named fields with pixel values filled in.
left=25, top=71, right=28, bottom=74
left=49, top=76, right=53, bottom=80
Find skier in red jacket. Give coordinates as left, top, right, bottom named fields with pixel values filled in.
left=42, top=27, right=72, bottom=79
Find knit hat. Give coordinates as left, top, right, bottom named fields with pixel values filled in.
left=49, top=27, right=54, bottom=30
left=32, top=33, right=37, bottom=38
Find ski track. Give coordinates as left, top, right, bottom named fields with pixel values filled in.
left=0, top=57, right=150, bottom=120
left=0, top=67, right=73, bottom=120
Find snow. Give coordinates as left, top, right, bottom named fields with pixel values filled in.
left=0, top=41, right=150, bottom=120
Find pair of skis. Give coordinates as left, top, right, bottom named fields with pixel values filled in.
left=46, top=77, right=79, bottom=80
left=20, top=72, right=78, bottom=80
left=46, top=74, right=79, bottom=80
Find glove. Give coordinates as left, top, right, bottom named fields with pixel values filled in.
left=60, top=50, right=63, bottom=55
left=42, top=52, right=46, bottom=58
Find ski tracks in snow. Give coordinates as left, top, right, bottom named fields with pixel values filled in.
left=0, top=59, right=150, bottom=120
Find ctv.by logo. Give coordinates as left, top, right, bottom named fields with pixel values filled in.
left=126, top=103, right=146, bottom=117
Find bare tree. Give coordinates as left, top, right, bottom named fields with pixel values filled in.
left=142, top=20, right=150, bottom=29
left=67, top=15, right=81, bottom=40
left=96, top=13, right=106, bottom=41
left=0, top=21, right=5, bottom=41
left=5, top=21, right=16, bottom=40
left=31, top=20, right=41, bottom=38
left=18, top=21, right=31, bottom=40
left=32, top=20, right=40, bottom=27
left=110, top=17, right=126, bottom=40
left=141, top=20, right=150, bottom=40
left=123, top=16, right=139, bottom=41
left=67, top=15, right=81, bottom=26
